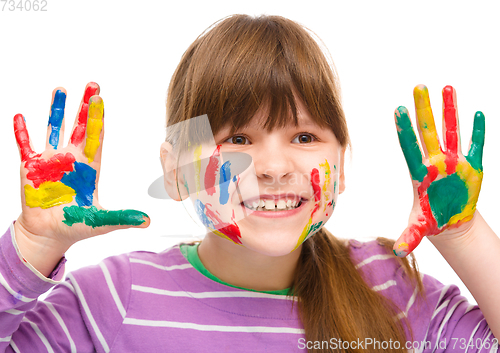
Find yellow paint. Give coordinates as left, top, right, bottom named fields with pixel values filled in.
left=25, top=181, right=75, bottom=209
left=414, top=85, right=441, bottom=157
left=193, top=144, right=202, bottom=195
left=428, top=153, right=447, bottom=178
left=319, top=159, right=331, bottom=212
left=84, top=100, right=104, bottom=163
left=212, top=229, right=242, bottom=245
left=293, top=218, right=313, bottom=252
left=448, top=162, right=482, bottom=226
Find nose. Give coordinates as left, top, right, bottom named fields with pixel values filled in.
left=253, top=144, right=295, bottom=185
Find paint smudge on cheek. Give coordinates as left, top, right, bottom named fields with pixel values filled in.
left=319, top=160, right=331, bottom=212
left=48, top=90, right=67, bottom=149
left=193, top=145, right=202, bottom=195
left=25, top=153, right=75, bottom=188
left=60, top=162, right=97, bottom=206
left=219, top=161, right=231, bottom=205
left=311, top=168, right=321, bottom=202
left=204, top=203, right=242, bottom=245
left=25, top=181, right=76, bottom=209
left=84, top=100, right=104, bottom=163
left=204, top=145, right=221, bottom=196
left=62, top=206, right=147, bottom=227
left=70, top=84, right=99, bottom=146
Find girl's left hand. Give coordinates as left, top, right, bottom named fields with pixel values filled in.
left=393, top=84, right=485, bottom=257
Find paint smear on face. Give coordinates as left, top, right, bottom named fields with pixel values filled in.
left=193, top=145, right=202, bottom=195
left=319, top=160, right=331, bottom=211
left=195, top=199, right=215, bottom=228
left=70, top=84, right=99, bottom=146
left=60, top=162, right=97, bottom=207
left=204, top=203, right=242, bottom=245
left=204, top=145, right=221, bottom=196
left=25, top=181, right=75, bottom=209
left=62, top=205, right=147, bottom=227
left=219, top=161, right=231, bottom=205
left=48, top=90, right=66, bottom=149
left=25, top=153, right=75, bottom=188
left=311, top=168, right=321, bottom=202
left=84, top=99, right=104, bottom=163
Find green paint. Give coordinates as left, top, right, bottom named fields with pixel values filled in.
left=334, top=180, right=337, bottom=193
left=62, top=206, right=148, bottom=228
left=396, top=106, right=427, bottom=182
left=465, top=111, right=485, bottom=172
left=427, top=174, right=468, bottom=228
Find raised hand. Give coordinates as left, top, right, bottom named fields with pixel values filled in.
left=13, top=83, right=150, bottom=275
left=393, top=85, right=484, bottom=257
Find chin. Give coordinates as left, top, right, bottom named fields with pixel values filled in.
left=239, top=234, right=302, bottom=257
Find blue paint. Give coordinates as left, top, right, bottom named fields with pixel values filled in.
left=219, top=161, right=231, bottom=205
left=232, top=175, right=237, bottom=183
left=61, top=162, right=96, bottom=206
left=195, top=199, right=214, bottom=228
left=48, top=90, right=66, bottom=149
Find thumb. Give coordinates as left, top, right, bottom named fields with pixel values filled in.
left=62, top=206, right=150, bottom=229
left=393, top=221, right=430, bottom=257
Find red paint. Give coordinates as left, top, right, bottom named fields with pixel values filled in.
left=443, top=86, right=459, bottom=174
left=204, top=145, right=221, bottom=196
left=403, top=193, right=439, bottom=254
left=204, top=203, right=242, bottom=244
left=25, top=153, right=76, bottom=188
left=311, top=168, right=321, bottom=201
left=70, top=84, right=99, bottom=146
left=418, top=165, right=438, bottom=194
left=14, top=114, right=37, bottom=162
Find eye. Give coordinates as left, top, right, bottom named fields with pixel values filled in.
left=293, top=133, right=316, bottom=144
left=225, top=135, right=250, bottom=145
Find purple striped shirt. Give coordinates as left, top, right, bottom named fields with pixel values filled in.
left=0, top=223, right=497, bottom=352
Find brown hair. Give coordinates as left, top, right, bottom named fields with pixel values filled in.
left=166, top=14, right=423, bottom=352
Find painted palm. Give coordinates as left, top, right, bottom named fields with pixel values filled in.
left=14, top=83, right=148, bottom=248
left=393, top=85, right=484, bottom=257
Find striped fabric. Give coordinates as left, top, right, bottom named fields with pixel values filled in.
left=0, top=224, right=497, bottom=352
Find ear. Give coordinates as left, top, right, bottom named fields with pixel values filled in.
left=338, top=147, right=346, bottom=194
left=160, top=141, right=189, bottom=201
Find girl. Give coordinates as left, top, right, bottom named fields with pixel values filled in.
left=1, top=14, right=498, bottom=353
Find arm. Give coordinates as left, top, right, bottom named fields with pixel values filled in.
left=428, top=211, right=500, bottom=339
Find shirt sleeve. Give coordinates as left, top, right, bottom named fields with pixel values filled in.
left=0, top=223, right=95, bottom=352
left=416, top=274, right=499, bottom=353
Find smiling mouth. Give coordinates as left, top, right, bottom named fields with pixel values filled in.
left=241, top=198, right=306, bottom=212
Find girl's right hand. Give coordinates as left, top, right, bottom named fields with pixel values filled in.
left=13, top=83, right=150, bottom=276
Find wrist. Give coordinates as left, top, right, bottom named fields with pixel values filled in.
left=14, top=219, right=70, bottom=277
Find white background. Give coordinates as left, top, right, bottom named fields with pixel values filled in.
left=1, top=0, right=499, bottom=305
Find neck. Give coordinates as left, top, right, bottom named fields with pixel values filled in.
left=197, top=232, right=302, bottom=292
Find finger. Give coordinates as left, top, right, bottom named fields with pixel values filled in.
left=394, top=106, right=427, bottom=183
left=413, top=85, right=441, bottom=158
left=62, top=206, right=150, bottom=229
left=69, top=82, right=100, bottom=147
left=46, top=88, right=67, bottom=150
left=465, top=111, right=485, bottom=172
left=13, top=114, right=38, bottom=162
left=393, top=221, right=428, bottom=257
left=442, top=85, right=461, bottom=174
left=83, top=96, right=104, bottom=163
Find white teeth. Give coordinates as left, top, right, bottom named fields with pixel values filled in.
left=244, top=198, right=302, bottom=211
left=276, top=200, right=286, bottom=209
left=264, top=200, right=275, bottom=210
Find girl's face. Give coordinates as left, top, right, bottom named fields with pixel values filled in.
left=177, top=99, right=345, bottom=256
